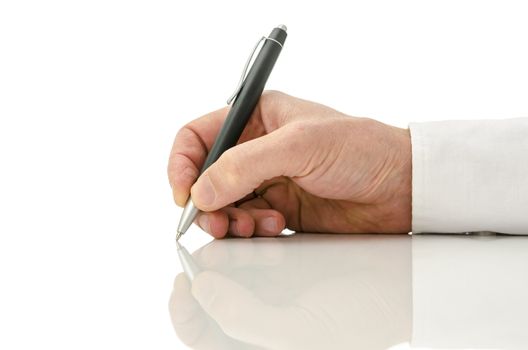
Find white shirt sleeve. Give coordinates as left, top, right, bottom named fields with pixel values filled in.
left=409, top=118, right=528, bottom=234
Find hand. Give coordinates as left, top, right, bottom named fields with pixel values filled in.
left=168, top=91, right=411, bottom=238
left=169, top=235, right=412, bottom=350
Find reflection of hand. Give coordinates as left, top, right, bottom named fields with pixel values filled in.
left=169, top=236, right=412, bottom=350
left=168, top=91, right=411, bottom=238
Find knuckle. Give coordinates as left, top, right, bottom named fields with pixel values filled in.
left=171, top=129, right=190, bottom=156
left=261, top=89, right=284, bottom=99
left=259, top=90, right=286, bottom=114
left=174, top=124, right=191, bottom=142
left=175, top=126, right=197, bottom=149
left=168, top=153, right=194, bottom=182
left=167, top=152, right=183, bottom=184
left=261, top=90, right=290, bottom=110
left=259, top=91, right=301, bottom=129
left=282, top=121, right=310, bottom=143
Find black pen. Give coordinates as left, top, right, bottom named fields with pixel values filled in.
left=176, top=25, right=288, bottom=240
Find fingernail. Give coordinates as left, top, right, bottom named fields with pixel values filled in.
left=171, top=168, right=196, bottom=207
left=173, top=187, right=187, bottom=207
left=191, top=272, right=214, bottom=307
left=193, top=175, right=215, bottom=206
left=262, top=217, right=278, bottom=232
left=198, top=215, right=210, bottom=233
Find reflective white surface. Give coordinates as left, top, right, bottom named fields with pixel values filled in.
left=171, top=234, right=528, bottom=349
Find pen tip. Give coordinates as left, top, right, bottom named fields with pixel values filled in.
left=176, top=231, right=183, bottom=242
left=277, top=24, right=287, bottom=32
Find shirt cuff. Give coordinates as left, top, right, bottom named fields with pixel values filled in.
left=409, top=118, right=528, bottom=234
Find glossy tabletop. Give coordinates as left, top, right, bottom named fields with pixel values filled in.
left=171, top=233, right=528, bottom=350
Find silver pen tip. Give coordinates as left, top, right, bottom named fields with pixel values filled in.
left=277, top=24, right=287, bottom=32
left=176, top=230, right=183, bottom=241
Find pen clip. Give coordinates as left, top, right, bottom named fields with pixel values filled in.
left=226, top=36, right=266, bottom=105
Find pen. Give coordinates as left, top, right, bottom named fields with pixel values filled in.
left=176, top=240, right=201, bottom=280
left=176, top=25, right=288, bottom=240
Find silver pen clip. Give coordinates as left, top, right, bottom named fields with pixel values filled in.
left=226, top=36, right=266, bottom=105
left=226, top=35, right=283, bottom=105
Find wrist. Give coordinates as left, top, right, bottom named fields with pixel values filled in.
left=389, top=127, right=412, bottom=232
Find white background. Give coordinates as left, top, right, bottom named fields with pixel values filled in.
left=1, top=0, right=527, bottom=349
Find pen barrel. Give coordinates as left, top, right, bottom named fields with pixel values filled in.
left=199, top=27, right=287, bottom=174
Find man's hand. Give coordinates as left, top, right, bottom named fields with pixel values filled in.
left=168, top=91, right=411, bottom=238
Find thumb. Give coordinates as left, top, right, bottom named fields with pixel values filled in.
left=191, top=271, right=289, bottom=347
left=190, top=125, right=307, bottom=211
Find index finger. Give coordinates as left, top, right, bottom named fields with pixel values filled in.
left=168, top=106, right=229, bottom=206
left=167, top=91, right=292, bottom=207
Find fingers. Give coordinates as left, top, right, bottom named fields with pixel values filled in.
left=191, top=124, right=307, bottom=211
left=195, top=210, right=229, bottom=239
left=223, top=207, right=255, bottom=238
left=168, top=91, right=301, bottom=207
left=195, top=206, right=286, bottom=238
left=168, top=107, right=229, bottom=206
left=170, top=154, right=200, bottom=206
left=247, top=208, right=286, bottom=236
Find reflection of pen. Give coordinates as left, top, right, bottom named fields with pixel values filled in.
left=176, top=25, right=288, bottom=241
left=176, top=240, right=201, bottom=280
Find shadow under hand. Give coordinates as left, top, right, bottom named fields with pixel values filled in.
left=170, top=234, right=412, bottom=350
